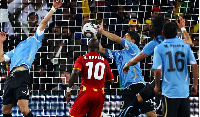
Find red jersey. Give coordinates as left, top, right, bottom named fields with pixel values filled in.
left=73, top=52, right=114, bottom=92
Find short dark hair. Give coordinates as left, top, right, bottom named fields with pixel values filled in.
left=88, top=38, right=99, bottom=48
left=163, top=22, right=177, bottom=39
left=127, top=31, right=140, bottom=47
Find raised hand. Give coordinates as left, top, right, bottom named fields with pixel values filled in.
left=0, top=32, right=7, bottom=43
left=98, top=22, right=104, bottom=34
left=53, top=0, right=63, bottom=9
left=176, top=16, right=185, bottom=29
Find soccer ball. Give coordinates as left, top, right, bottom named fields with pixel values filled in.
left=82, top=23, right=98, bottom=38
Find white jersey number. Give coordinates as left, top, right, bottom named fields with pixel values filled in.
left=86, top=62, right=105, bottom=80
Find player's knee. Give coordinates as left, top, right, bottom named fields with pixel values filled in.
left=136, top=93, right=144, bottom=102
left=146, top=110, right=157, bottom=117
left=20, top=107, right=29, bottom=115
left=2, top=106, right=12, bottom=114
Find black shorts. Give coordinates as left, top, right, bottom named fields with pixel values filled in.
left=139, top=80, right=155, bottom=101
left=3, top=70, right=31, bottom=106
left=122, top=83, right=154, bottom=113
left=162, top=95, right=190, bottom=117
left=139, top=79, right=163, bottom=115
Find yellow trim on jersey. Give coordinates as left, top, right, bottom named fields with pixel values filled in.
left=133, top=66, right=137, bottom=80
left=69, top=114, right=74, bottom=117
left=102, top=87, right=105, bottom=94
left=82, top=85, right=105, bottom=93
left=93, top=88, right=98, bottom=92
left=73, top=68, right=82, bottom=71
left=164, top=96, right=167, bottom=117
left=27, top=51, right=32, bottom=61
left=107, top=79, right=114, bottom=81
left=82, top=85, right=86, bottom=91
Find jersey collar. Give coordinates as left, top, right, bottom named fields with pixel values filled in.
left=163, top=38, right=181, bottom=43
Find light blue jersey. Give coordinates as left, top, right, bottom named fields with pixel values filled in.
left=141, top=35, right=180, bottom=56
left=104, top=38, right=145, bottom=89
left=141, top=35, right=163, bottom=56
left=152, top=38, right=197, bottom=98
left=4, top=28, right=44, bottom=71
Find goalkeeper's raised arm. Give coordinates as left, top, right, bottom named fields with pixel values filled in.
left=38, top=0, right=62, bottom=31
left=98, top=22, right=122, bottom=43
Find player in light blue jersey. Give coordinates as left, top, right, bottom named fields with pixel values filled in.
left=0, top=0, right=62, bottom=117
left=97, top=22, right=155, bottom=116
left=121, top=16, right=193, bottom=117
left=153, top=22, right=198, bottom=117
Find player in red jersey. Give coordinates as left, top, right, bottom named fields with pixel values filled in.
left=66, top=38, right=114, bottom=117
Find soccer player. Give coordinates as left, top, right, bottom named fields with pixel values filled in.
left=66, top=38, right=114, bottom=117
left=121, top=16, right=193, bottom=116
left=97, top=23, right=156, bottom=116
left=0, top=0, right=62, bottom=117
left=153, top=22, right=198, bottom=117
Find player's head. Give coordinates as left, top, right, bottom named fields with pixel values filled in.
left=163, top=22, right=177, bottom=39
left=88, top=37, right=99, bottom=52
left=152, top=15, right=165, bottom=40
left=123, top=31, right=140, bottom=47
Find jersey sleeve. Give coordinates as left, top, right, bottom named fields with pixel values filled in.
left=33, top=28, right=45, bottom=42
left=141, top=40, right=159, bottom=56
left=120, top=38, right=138, bottom=53
left=105, top=60, right=114, bottom=81
left=104, top=48, right=119, bottom=60
left=4, top=49, right=15, bottom=62
left=152, top=46, right=162, bottom=69
left=73, top=56, right=83, bottom=71
left=187, top=47, right=197, bottom=65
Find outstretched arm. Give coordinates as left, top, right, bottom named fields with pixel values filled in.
left=123, top=53, right=148, bottom=73
left=0, top=32, right=7, bottom=63
left=176, top=16, right=192, bottom=46
left=98, top=43, right=106, bottom=54
left=98, top=22, right=122, bottom=43
left=38, top=0, right=62, bottom=31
